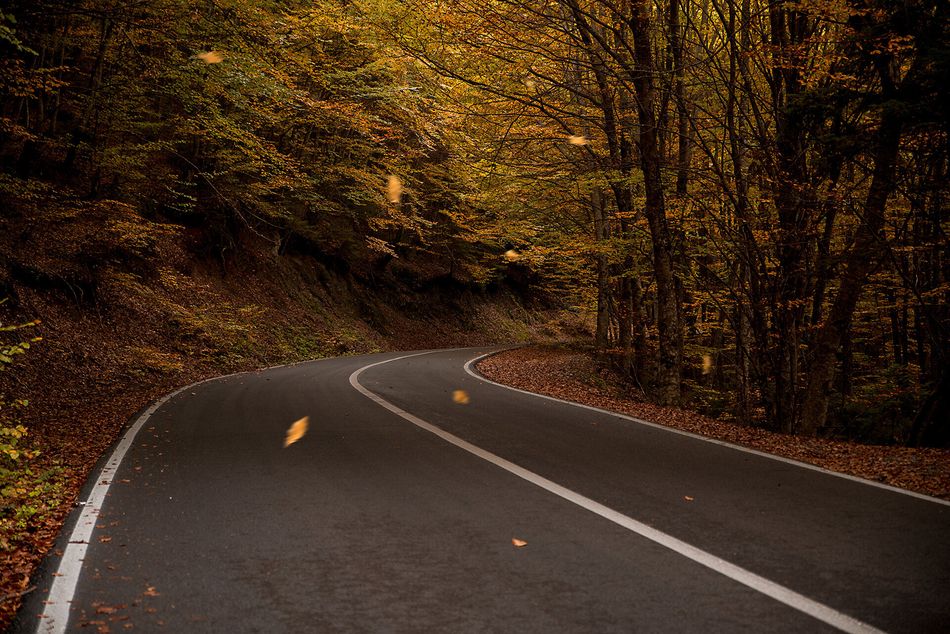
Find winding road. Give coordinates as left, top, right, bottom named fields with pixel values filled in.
left=14, top=347, right=950, bottom=633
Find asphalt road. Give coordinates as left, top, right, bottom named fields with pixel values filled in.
left=14, top=347, right=950, bottom=633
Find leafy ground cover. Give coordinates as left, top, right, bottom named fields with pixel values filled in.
left=477, top=346, right=950, bottom=501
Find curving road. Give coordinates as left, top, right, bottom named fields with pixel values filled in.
left=14, top=347, right=950, bottom=633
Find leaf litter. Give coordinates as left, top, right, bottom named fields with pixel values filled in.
left=477, top=347, right=950, bottom=500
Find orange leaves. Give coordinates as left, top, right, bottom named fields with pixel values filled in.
left=452, top=390, right=470, bottom=405
left=196, top=51, right=225, bottom=64
left=283, top=416, right=309, bottom=448
left=386, top=175, right=403, bottom=203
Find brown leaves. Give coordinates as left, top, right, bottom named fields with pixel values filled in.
left=283, top=416, right=309, bottom=448
left=452, top=390, right=470, bottom=405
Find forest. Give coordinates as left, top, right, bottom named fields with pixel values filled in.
left=1, top=0, right=948, bottom=431
left=0, top=0, right=947, bottom=625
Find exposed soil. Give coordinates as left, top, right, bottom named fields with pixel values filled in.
left=477, top=346, right=950, bottom=501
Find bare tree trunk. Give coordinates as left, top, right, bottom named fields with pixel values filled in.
left=801, top=113, right=902, bottom=434
left=627, top=0, right=682, bottom=404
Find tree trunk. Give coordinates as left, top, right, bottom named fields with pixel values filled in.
left=800, top=112, right=903, bottom=435
left=627, top=0, right=681, bottom=404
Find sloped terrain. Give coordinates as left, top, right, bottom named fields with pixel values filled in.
left=0, top=198, right=580, bottom=627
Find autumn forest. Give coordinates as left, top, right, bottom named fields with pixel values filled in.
left=1, top=0, right=949, bottom=624
left=18, top=0, right=945, bottom=432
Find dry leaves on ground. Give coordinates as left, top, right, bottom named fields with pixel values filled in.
left=477, top=347, right=950, bottom=501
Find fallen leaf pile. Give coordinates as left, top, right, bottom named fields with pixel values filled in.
left=477, top=347, right=950, bottom=501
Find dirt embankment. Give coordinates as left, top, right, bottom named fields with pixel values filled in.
left=0, top=209, right=581, bottom=627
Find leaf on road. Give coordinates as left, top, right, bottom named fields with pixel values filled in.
left=684, top=496, right=694, bottom=502
left=283, top=416, right=309, bottom=447
left=452, top=390, right=470, bottom=405
left=143, top=586, right=160, bottom=597
left=511, top=538, right=528, bottom=547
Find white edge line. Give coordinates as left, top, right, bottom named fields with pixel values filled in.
left=464, top=352, right=950, bottom=508
left=35, top=356, right=331, bottom=634
left=349, top=352, right=886, bottom=634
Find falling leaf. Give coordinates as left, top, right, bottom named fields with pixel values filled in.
left=283, top=416, right=309, bottom=447
left=143, top=587, right=160, bottom=597
left=511, top=538, right=528, bottom=547
left=196, top=50, right=224, bottom=64
left=524, top=78, right=536, bottom=89
left=567, top=135, right=589, bottom=145
left=504, top=249, right=521, bottom=262
left=452, top=390, right=470, bottom=405
left=386, top=175, right=402, bottom=203
left=701, top=354, right=713, bottom=375
left=684, top=495, right=694, bottom=502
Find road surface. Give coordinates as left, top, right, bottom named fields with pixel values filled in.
left=14, top=347, right=950, bottom=632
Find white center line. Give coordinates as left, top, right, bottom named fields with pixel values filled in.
left=349, top=351, right=886, bottom=634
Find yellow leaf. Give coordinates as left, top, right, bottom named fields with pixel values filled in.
left=386, top=175, right=402, bottom=203
left=567, top=135, right=588, bottom=145
left=701, top=355, right=713, bottom=375
left=512, top=538, right=528, bottom=547
left=196, top=51, right=224, bottom=64
left=504, top=249, right=520, bottom=262
left=284, top=416, right=309, bottom=447
left=452, top=390, right=470, bottom=405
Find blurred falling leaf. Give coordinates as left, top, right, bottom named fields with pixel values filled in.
left=504, top=249, right=521, bottom=262
left=701, top=354, right=713, bottom=375
left=144, top=586, right=160, bottom=597
left=452, top=390, right=470, bottom=405
left=386, top=174, right=403, bottom=203
left=684, top=495, right=694, bottom=502
left=524, top=78, right=536, bottom=89
left=567, top=135, right=588, bottom=145
left=196, top=50, right=224, bottom=64
left=284, top=416, right=309, bottom=447
left=512, top=538, right=528, bottom=547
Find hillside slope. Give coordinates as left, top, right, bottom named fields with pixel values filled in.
left=0, top=200, right=581, bottom=627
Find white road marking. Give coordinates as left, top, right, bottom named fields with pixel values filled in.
left=36, top=386, right=184, bottom=634
left=464, top=352, right=950, bottom=508
left=350, top=352, right=886, bottom=634
left=35, top=357, right=330, bottom=634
